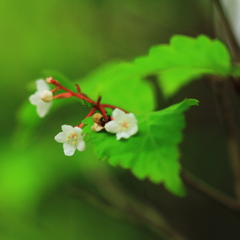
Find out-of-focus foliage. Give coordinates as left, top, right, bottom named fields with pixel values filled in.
left=135, top=35, right=231, bottom=97
left=78, top=62, right=155, bottom=113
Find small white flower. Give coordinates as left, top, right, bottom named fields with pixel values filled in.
left=29, top=79, right=52, bottom=117
left=54, top=125, right=86, bottom=156
left=105, top=108, right=138, bottom=140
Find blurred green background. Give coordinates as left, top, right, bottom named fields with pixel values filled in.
left=1, top=0, right=240, bottom=240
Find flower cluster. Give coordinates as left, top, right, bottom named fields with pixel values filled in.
left=29, top=77, right=138, bottom=156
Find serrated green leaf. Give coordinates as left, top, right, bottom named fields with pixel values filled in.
left=89, top=99, right=198, bottom=196
left=134, top=35, right=231, bottom=97
left=81, top=117, right=94, bottom=134
left=82, top=125, right=93, bottom=135
left=77, top=62, right=155, bottom=114
left=82, top=117, right=94, bottom=125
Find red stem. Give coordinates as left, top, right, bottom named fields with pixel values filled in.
left=59, top=85, right=96, bottom=104
left=49, top=78, right=96, bottom=105
left=48, top=77, right=129, bottom=120
left=77, top=106, right=98, bottom=128
left=98, top=104, right=108, bottom=121
left=53, top=92, right=72, bottom=99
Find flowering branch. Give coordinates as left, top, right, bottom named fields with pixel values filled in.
left=29, top=77, right=138, bottom=156
left=46, top=76, right=97, bottom=105
left=46, top=76, right=128, bottom=117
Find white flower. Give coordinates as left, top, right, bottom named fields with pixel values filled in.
left=29, top=79, right=52, bottom=117
left=54, top=125, right=86, bottom=156
left=105, top=108, right=138, bottom=140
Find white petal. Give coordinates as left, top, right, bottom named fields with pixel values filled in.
left=54, top=132, right=66, bottom=143
left=128, top=124, right=138, bottom=136
left=63, top=143, right=76, bottom=156
left=105, top=121, right=119, bottom=133
left=62, top=125, right=74, bottom=133
left=73, top=127, right=83, bottom=135
left=37, top=101, right=52, bottom=118
left=77, top=140, right=86, bottom=151
left=112, top=108, right=126, bottom=120
left=36, top=79, right=49, bottom=91
left=29, top=92, right=40, bottom=105
left=127, top=113, right=138, bottom=124
left=116, top=131, right=130, bottom=140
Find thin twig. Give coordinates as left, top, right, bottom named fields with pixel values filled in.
left=181, top=169, right=240, bottom=212
left=73, top=168, right=189, bottom=240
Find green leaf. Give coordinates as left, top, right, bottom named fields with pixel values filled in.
left=89, top=99, right=198, bottom=196
left=81, top=117, right=94, bottom=134
left=82, top=117, right=94, bottom=125
left=134, top=35, right=231, bottom=97
left=77, top=62, right=155, bottom=114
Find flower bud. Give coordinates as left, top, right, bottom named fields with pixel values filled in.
left=41, top=90, right=53, bottom=102
left=93, top=113, right=103, bottom=124
left=91, top=122, right=104, bottom=132
left=46, top=76, right=53, bottom=83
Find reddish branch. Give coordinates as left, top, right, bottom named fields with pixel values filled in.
left=46, top=76, right=127, bottom=127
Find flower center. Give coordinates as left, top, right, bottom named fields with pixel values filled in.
left=122, top=122, right=129, bottom=128
left=118, top=121, right=130, bottom=131
left=67, top=132, right=79, bottom=145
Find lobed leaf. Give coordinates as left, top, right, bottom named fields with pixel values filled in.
left=81, top=117, right=94, bottom=134
left=89, top=99, right=198, bottom=196
left=134, top=35, right=231, bottom=97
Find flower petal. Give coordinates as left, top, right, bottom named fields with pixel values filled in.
left=73, top=127, right=83, bottom=135
left=63, top=143, right=76, bottom=156
left=127, top=113, right=138, bottom=124
left=116, top=131, right=130, bottom=140
left=128, top=124, right=138, bottom=136
left=54, top=132, right=66, bottom=143
left=62, top=125, right=73, bottom=133
left=112, top=108, right=126, bottom=120
left=29, top=92, right=40, bottom=105
left=37, top=101, right=52, bottom=118
left=105, top=121, right=119, bottom=133
left=36, top=79, right=49, bottom=91
left=77, top=140, right=86, bottom=151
